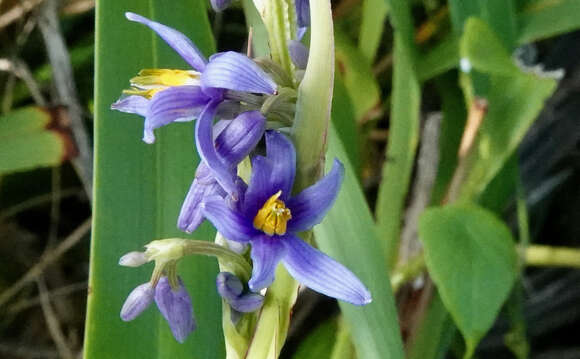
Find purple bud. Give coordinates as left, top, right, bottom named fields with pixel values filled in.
left=216, top=272, right=243, bottom=301
left=210, top=0, right=233, bottom=11
left=229, top=293, right=264, bottom=313
left=288, top=40, right=309, bottom=70
left=216, top=272, right=264, bottom=313
left=296, top=0, right=310, bottom=28
left=120, top=282, right=154, bottom=321
left=154, top=277, right=196, bottom=343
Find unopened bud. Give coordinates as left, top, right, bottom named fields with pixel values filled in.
left=119, top=251, right=149, bottom=267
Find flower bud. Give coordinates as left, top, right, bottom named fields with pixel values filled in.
left=119, top=251, right=149, bottom=267
left=154, top=276, right=196, bottom=343
left=120, top=282, right=154, bottom=321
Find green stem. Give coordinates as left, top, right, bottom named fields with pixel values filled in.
left=392, top=245, right=580, bottom=292
left=180, top=239, right=252, bottom=281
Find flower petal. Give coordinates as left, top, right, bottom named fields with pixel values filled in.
left=177, top=176, right=223, bottom=233
left=265, top=130, right=296, bottom=201
left=202, top=51, right=277, bottom=94
left=216, top=272, right=244, bottom=301
left=201, top=197, right=257, bottom=242
left=120, top=282, right=154, bottom=321
left=215, top=111, right=266, bottom=166
left=282, top=234, right=371, bottom=305
left=288, top=40, right=309, bottom=70
left=242, top=155, right=274, bottom=217
left=249, top=235, right=287, bottom=291
left=195, top=101, right=237, bottom=196
left=154, top=277, right=196, bottom=343
left=144, top=86, right=209, bottom=143
left=210, top=0, right=233, bottom=11
left=287, top=159, right=344, bottom=232
left=295, top=0, right=310, bottom=28
left=111, top=95, right=149, bottom=117
left=229, top=293, right=265, bottom=313
left=125, top=12, right=207, bottom=71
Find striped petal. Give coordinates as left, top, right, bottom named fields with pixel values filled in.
left=248, top=235, right=287, bottom=291
left=287, top=159, right=344, bottom=232
left=125, top=12, right=207, bottom=71
left=202, top=51, right=277, bottom=94
left=282, top=234, right=371, bottom=305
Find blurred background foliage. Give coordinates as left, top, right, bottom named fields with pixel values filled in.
left=0, top=0, right=579, bottom=358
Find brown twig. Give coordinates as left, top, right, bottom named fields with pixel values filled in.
left=7, top=281, right=87, bottom=315
left=0, top=218, right=91, bottom=308
left=36, top=276, right=75, bottom=359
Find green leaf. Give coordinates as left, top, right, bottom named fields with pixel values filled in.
left=332, top=72, right=360, bottom=173
left=292, top=317, right=337, bottom=359
left=517, top=0, right=580, bottom=43
left=84, top=1, right=223, bottom=358
left=314, top=124, right=405, bottom=359
left=408, top=292, right=456, bottom=359
left=449, top=0, right=517, bottom=49
left=375, top=36, right=421, bottom=268
left=0, top=107, right=66, bottom=175
left=458, top=18, right=558, bottom=200
left=429, top=75, right=467, bottom=205
left=359, top=0, right=389, bottom=63
left=335, top=29, right=381, bottom=123
left=419, top=204, right=518, bottom=358
left=242, top=0, right=270, bottom=57
left=417, top=35, right=460, bottom=82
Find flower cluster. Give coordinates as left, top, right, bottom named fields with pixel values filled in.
left=114, top=7, right=370, bottom=344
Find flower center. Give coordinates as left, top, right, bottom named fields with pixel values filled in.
left=123, top=69, right=200, bottom=99
left=253, top=190, right=292, bottom=236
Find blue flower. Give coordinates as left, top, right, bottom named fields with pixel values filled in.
left=216, top=272, right=264, bottom=313
left=120, top=276, right=196, bottom=343
left=111, top=12, right=276, bottom=145
left=201, top=131, right=372, bottom=305
left=178, top=110, right=265, bottom=233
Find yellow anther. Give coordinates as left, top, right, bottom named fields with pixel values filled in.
left=122, top=87, right=164, bottom=99
left=130, top=69, right=200, bottom=88
left=253, top=190, right=292, bottom=236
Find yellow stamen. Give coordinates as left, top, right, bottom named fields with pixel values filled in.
left=122, top=87, right=164, bottom=99
left=130, top=69, right=200, bottom=88
left=253, top=190, right=292, bottom=236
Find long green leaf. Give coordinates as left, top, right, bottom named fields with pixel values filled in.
left=517, top=0, right=580, bottom=43
left=359, top=0, right=389, bottom=63
left=85, top=1, right=224, bottom=358
left=314, top=124, right=404, bottom=359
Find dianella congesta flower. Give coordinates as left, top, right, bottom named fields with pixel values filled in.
left=201, top=131, right=372, bottom=305
left=178, top=110, right=265, bottom=234
left=110, top=12, right=277, bottom=146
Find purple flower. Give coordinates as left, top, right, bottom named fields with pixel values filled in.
left=296, top=0, right=310, bottom=28
left=120, top=276, right=196, bottom=343
left=288, top=40, right=309, bottom=70
left=210, top=0, right=233, bottom=12
left=216, top=272, right=264, bottom=313
left=111, top=12, right=276, bottom=144
left=201, top=131, right=372, bottom=305
left=178, top=111, right=266, bottom=233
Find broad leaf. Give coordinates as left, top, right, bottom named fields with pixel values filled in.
left=517, top=0, right=580, bottom=43
left=0, top=107, right=66, bottom=175
left=419, top=204, right=518, bottom=358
